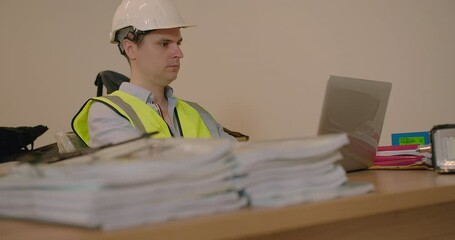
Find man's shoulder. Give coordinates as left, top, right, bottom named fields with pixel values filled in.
left=88, top=100, right=121, bottom=117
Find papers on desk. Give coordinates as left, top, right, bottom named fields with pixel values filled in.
left=0, top=138, right=247, bottom=230
left=0, top=134, right=375, bottom=230
left=233, top=134, right=374, bottom=207
left=371, top=144, right=433, bottom=170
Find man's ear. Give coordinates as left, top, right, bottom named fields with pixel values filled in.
left=122, top=39, right=137, bottom=60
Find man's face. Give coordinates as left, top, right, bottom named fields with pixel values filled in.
left=134, top=28, right=184, bottom=87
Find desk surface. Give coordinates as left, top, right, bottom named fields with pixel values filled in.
left=2, top=170, right=455, bottom=240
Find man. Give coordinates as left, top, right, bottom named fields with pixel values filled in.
left=72, top=0, right=233, bottom=147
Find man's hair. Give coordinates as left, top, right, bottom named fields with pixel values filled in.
left=115, top=27, right=150, bottom=64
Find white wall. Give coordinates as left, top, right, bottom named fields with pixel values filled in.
left=1, top=0, right=454, bottom=147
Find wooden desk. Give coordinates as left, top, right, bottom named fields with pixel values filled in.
left=2, top=170, right=455, bottom=240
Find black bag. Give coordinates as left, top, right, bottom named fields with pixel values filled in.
left=0, top=125, right=48, bottom=161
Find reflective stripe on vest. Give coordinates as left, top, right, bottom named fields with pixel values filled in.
left=72, top=91, right=214, bottom=145
left=185, top=101, right=220, bottom=138
left=103, top=95, right=147, bottom=134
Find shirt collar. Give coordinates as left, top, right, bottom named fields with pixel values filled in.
left=119, top=82, right=175, bottom=104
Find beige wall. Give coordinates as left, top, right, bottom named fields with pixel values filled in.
left=1, top=0, right=454, bottom=147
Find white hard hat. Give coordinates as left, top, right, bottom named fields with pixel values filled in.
left=110, top=0, right=193, bottom=44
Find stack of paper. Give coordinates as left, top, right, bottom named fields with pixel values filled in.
left=233, top=134, right=374, bottom=208
left=0, top=138, right=247, bottom=230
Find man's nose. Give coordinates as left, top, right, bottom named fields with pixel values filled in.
left=173, top=45, right=184, bottom=59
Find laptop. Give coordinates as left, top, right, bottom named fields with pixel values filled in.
left=318, top=75, right=392, bottom=172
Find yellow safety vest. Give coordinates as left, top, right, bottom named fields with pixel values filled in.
left=72, top=91, right=214, bottom=145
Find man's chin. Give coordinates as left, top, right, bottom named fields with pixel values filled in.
left=163, top=76, right=178, bottom=85
left=169, top=73, right=179, bottom=81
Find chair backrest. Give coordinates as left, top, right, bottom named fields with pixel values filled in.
left=94, top=70, right=130, bottom=97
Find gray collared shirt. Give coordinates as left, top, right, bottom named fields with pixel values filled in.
left=87, top=82, right=232, bottom=147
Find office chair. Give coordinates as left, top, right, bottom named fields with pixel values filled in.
left=94, top=70, right=130, bottom=97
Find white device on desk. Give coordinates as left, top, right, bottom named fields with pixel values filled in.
left=431, top=124, right=455, bottom=173
left=318, top=75, right=392, bottom=172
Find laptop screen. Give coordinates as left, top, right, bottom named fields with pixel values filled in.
left=318, top=75, right=392, bottom=172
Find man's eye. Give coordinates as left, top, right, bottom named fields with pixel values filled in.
left=159, top=42, right=169, bottom=47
